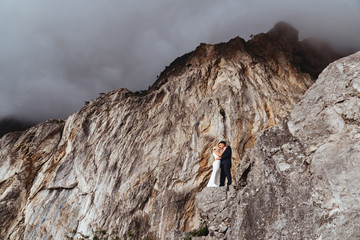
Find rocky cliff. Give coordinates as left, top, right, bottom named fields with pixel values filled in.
left=0, top=22, right=344, bottom=239
left=196, top=51, right=360, bottom=239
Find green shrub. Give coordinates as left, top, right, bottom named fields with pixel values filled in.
left=184, top=225, right=209, bottom=240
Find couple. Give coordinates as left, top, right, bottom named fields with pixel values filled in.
left=207, top=141, right=232, bottom=189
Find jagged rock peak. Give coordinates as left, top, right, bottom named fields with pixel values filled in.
left=267, top=21, right=299, bottom=42
left=150, top=21, right=340, bottom=93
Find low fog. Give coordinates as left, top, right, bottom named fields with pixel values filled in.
left=0, top=0, right=359, bottom=123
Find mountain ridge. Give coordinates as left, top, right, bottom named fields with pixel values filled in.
left=0, top=21, right=342, bottom=138
left=149, top=20, right=341, bottom=94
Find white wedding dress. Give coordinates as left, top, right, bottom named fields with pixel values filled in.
left=206, top=152, right=221, bottom=187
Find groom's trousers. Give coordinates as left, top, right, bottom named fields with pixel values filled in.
left=220, top=160, right=232, bottom=186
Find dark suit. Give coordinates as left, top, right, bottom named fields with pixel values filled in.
left=220, top=146, right=232, bottom=186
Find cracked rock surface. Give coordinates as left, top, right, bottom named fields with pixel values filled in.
left=195, top=51, right=360, bottom=239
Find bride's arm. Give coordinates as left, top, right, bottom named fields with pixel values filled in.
left=213, top=149, right=223, bottom=157
left=214, top=149, right=225, bottom=157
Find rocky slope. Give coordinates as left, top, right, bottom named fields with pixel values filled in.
left=196, top=51, right=360, bottom=239
left=0, top=22, right=342, bottom=239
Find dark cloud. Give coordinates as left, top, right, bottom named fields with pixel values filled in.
left=0, top=0, right=359, bottom=122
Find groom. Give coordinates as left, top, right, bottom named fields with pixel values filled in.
left=216, top=141, right=232, bottom=189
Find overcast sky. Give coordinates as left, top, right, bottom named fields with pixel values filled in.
left=0, top=0, right=359, bottom=122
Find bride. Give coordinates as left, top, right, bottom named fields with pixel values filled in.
left=206, top=145, right=223, bottom=187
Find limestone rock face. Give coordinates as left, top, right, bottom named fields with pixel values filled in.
left=288, top=52, right=360, bottom=239
left=0, top=120, right=64, bottom=238
left=0, top=23, right=342, bottom=239
left=196, top=52, right=360, bottom=239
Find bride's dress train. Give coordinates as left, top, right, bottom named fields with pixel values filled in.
left=207, top=152, right=221, bottom=187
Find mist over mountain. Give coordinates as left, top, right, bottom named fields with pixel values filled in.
left=0, top=21, right=344, bottom=137
left=0, top=117, right=36, bottom=138
left=1, top=0, right=359, bottom=123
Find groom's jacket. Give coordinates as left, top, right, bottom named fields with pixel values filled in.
left=221, top=146, right=232, bottom=162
